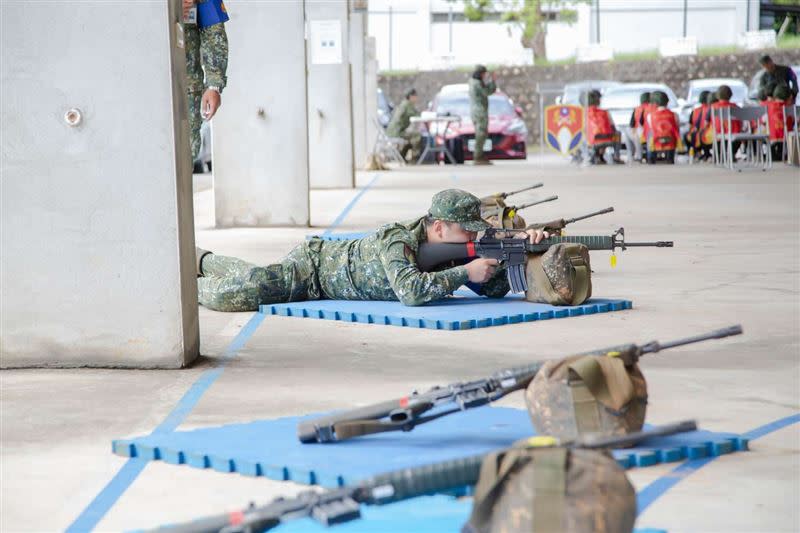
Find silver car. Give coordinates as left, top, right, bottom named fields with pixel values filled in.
left=600, top=83, right=679, bottom=129
left=556, top=80, right=622, bottom=105
left=678, top=78, right=749, bottom=125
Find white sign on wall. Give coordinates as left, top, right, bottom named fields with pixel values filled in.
left=310, top=20, right=343, bottom=65
left=738, top=30, right=777, bottom=51
left=659, top=36, right=698, bottom=57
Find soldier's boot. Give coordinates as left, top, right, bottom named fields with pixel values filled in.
left=196, top=247, right=213, bottom=277
left=474, top=157, right=493, bottom=166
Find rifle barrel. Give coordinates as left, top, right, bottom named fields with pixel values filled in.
left=625, top=241, right=674, bottom=247
left=565, top=207, right=615, bottom=224
left=514, top=195, right=559, bottom=210
left=503, top=183, right=544, bottom=198
left=654, top=325, right=743, bottom=352
left=576, top=420, right=697, bottom=449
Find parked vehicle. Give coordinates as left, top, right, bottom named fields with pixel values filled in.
left=555, top=80, right=622, bottom=105
left=678, top=78, right=749, bottom=125
left=428, top=83, right=528, bottom=161
left=748, top=65, right=800, bottom=100
left=377, top=88, right=393, bottom=128
left=600, top=83, right=679, bottom=130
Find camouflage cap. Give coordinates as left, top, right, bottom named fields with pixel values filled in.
left=428, top=189, right=491, bottom=232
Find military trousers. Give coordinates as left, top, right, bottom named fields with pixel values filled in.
left=472, top=114, right=489, bottom=160
left=197, top=243, right=322, bottom=312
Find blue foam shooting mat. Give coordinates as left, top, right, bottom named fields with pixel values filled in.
left=231, top=495, right=667, bottom=533
left=259, top=294, right=633, bottom=330
left=306, top=232, right=370, bottom=241
left=113, top=407, right=748, bottom=488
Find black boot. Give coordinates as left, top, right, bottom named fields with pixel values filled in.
left=196, top=247, right=212, bottom=277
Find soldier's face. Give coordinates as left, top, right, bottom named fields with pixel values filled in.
left=440, top=221, right=477, bottom=243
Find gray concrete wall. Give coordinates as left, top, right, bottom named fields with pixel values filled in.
left=0, top=0, right=199, bottom=368
left=307, top=1, right=355, bottom=189
left=212, top=2, right=310, bottom=226
left=364, top=37, right=380, bottom=158
left=350, top=11, right=368, bottom=168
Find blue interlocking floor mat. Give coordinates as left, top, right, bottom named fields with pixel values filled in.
left=260, top=293, right=633, bottom=330
left=113, top=407, right=748, bottom=488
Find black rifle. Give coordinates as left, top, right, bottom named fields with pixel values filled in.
left=480, top=183, right=544, bottom=206
left=297, top=326, right=741, bottom=443
left=527, top=207, right=615, bottom=234
left=155, top=421, right=697, bottom=533
left=417, top=227, right=673, bottom=293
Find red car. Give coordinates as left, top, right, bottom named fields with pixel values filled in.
left=429, top=83, right=528, bottom=161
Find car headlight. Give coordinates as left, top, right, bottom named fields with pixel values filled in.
left=507, top=119, right=527, bottom=135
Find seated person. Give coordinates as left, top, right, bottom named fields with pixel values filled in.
left=764, top=84, right=795, bottom=160
left=386, top=88, right=423, bottom=162
left=711, top=85, right=742, bottom=158
left=196, top=190, right=548, bottom=312
left=643, top=91, right=681, bottom=164
left=684, top=90, right=711, bottom=161
left=586, top=90, right=623, bottom=164
left=625, top=92, right=650, bottom=163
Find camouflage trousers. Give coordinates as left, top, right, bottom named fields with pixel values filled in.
left=400, top=129, right=423, bottom=161
left=472, top=114, right=489, bottom=160
left=187, top=90, right=203, bottom=160
left=197, top=244, right=322, bottom=312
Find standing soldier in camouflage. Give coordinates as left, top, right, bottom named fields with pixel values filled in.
left=469, top=65, right=497, bottom=165
left=386, top=88, right=423, bottom=162
left=195, top=189, right=548, bottom=311
left=183, top=0, right=229, bottom=159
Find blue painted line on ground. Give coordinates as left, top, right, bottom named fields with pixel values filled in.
left=636, top=412, right=800, bottom=515
left=65, top=313, right=266, bottom=533
left=322, top=174, right=380, bottom=237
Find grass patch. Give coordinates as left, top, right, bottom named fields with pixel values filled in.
left=777, top=34, right=800, bottom=49
left=611, top=49, right=660, bottom=62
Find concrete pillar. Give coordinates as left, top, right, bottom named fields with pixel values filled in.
left=349, top=10, right=368, bottom=169
left=364, top=37, right=380, bottom=158
left=306, top=0, right=355, bottom=189
left=212, top=1, right=310, bottom=226
left=1, top=0, right=198, bottom=368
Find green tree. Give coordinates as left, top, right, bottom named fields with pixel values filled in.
left=460, top=0, right=590, bottom=62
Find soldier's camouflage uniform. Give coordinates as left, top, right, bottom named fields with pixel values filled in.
left=198, top=190, right=510, bottom=312
left=184, top=19, right=228, bottom=159
left=386, top=98, right=422, bottom=160
left=469, top=77, right=496, bottom=161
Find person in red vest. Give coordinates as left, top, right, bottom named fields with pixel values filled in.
left=625, top=92, right=650, bottom=163
left=684, top=90, right=711, bottom=161
left=586, top=90, right=623, bottom=164
left=712, top=85, right=741, bottom=159
left=764, top=84, right=795, bottom=160
left=644, top=91, right=681, bottom=164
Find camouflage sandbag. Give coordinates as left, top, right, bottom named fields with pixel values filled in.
left=482, top=207, right=527, bottom=229
left=525, top=354, right=648, bottom=442
left=524, top=243, right=591, bottom=306
left=463, top=445, right=636, bottom=533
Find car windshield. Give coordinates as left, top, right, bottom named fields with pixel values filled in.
left=436, top=94, right=515, bottom=117
left=562, top=83, right=617, bottom=104
left=601, top=88, right=654, bottom=108
left=688, top=83, right=746, bottom=103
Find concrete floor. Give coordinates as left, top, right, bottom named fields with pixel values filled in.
left=2, top=156, right=799, bottom=532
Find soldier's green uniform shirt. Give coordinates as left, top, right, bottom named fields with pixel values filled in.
left=386, top=99, right=418, bottom=138
left=198, top=217, right=510, bottom=312
left=184, top=20, right=228, bottom=159
left=469, top=78, right=496, bottom=159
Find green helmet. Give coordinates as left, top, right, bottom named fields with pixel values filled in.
left=652, top=91, right=669, bottom=107
left=774, top=83, right=791, bottom=101
left=429, top=189, right=491, bottom=232
left=640, top=92, right=651, bottom=104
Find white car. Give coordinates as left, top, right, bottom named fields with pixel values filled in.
left=556, top=80, right=622, bottom=105
left=678, top=78, right=749, bottom=125
left=600, top=83, right=679, bottom=130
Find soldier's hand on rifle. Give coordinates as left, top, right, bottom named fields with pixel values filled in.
left=516, top=228, right=549, bottom=244
left=465, top=258, right=499, bottom=283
